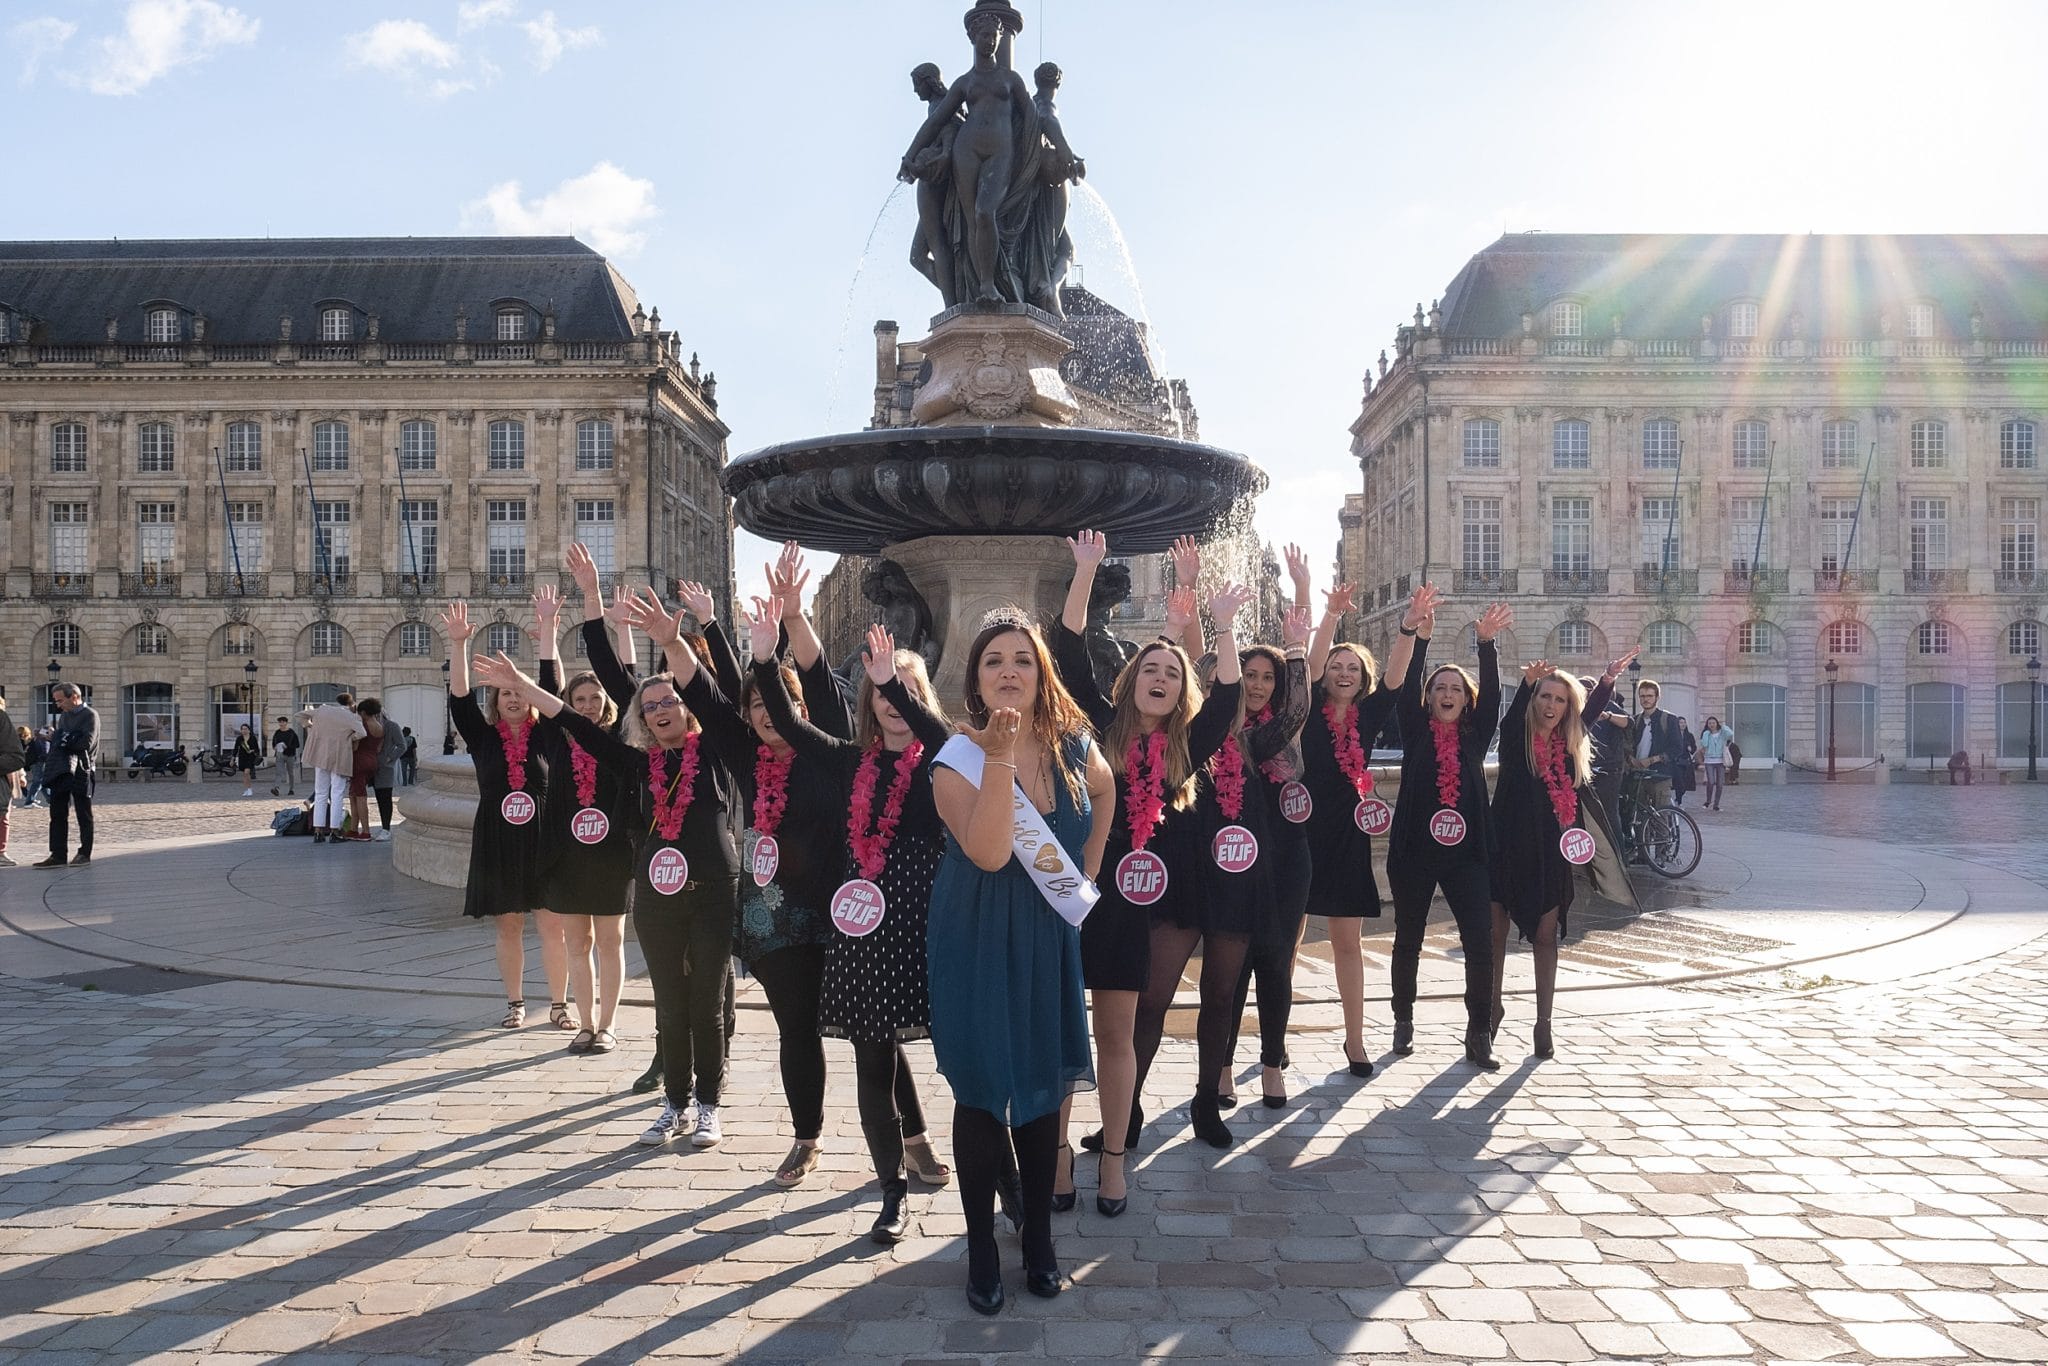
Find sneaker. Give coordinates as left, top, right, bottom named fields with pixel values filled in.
left=242, top=788, right=254, bottom=797
left=0, top=854, right=16, bottom=867
left=691, top=1103, right=722, bottom=1148
left=639, top=1102, right=686, bottom=1146
left=372, top=828, right=392, bottom=842
left=270, top=786, right=281, bottom=797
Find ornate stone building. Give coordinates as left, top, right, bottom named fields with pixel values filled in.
left=0, top=237, right=731, bottom=757
left=1346, top=233, right=2048, bottom=773
left=812, top=286, right=1264, bottom=664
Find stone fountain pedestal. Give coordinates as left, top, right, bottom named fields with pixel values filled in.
left=911, top=304, right=1080, bottom=428
left=886, top=534, right=1075, bottom=699
left=391, top=754, right=479, bottom=889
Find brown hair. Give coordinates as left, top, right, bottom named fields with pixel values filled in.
left=560, top=669, right=619, bottom=729
left=964, top=619, right=1091, bottom=805
left=1424, top=663, right=1480, bottom=727
left=740, top=662, right=806, bottom=720
left=1105, top=641, right=1201, bottom=812
left=855, top=649, right=945, bottom=751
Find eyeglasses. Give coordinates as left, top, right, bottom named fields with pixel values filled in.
left=640, top=696, right=684, bottom=716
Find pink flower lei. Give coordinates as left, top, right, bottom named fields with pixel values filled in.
left=1122, top=730, right=1170, bottom=850
left=496, top=720, right=531, bottom=792
left=1536, top=730, right=1578, bottom=831
left=752, top=744, right=793, bottom=837
left=567, top=738, right=599, bottom=807
left=1430, top=718, right=1462, bottom=811
left=849, top=740, right=923, bottom=880
left=1325, top=700, right=1374, bottom=799
left=1208, top=732, right=1247, bottom=820
left=647, top=734, right=702, bottom=842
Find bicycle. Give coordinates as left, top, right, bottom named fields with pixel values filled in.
left=1616, top=770, right=1703, bottom=879
left=197, top=747, right=239, bottom=777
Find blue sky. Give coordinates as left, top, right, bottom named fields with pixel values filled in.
left=8, top=0, right=2047, bottom=599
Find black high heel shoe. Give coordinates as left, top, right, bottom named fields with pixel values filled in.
left=1051, top=1143, right=1076, bottom=1213
left=966, top=1277, right=1005, bottom=1315
left=1533, top=1020, right=1554, bottom=1059
left=1344, top=1042, right=1375, bottom=1078
left=630, top=1056, right=663, bottom=1095
left=1262, top=1065, right=1289, bottom=1108
left=1080, top=1103, right=1144, bottom=1154
left=869, top=1182, right=909, bottom=1245
left=1464, top=1023, right=1499, bottom=1071
left=1189, top=1091, right=1234, bottom=1150
left=1095, top=1147, right=1128, bottom=1218
left=1391, top=1021, right=1414, bottom=1056
left=1025, top=1266, right=1065, bottom=1299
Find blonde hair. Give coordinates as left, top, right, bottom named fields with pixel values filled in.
left=1524, top=670, right=1594, bottom=781
left=855, top=649, right=945, bottom=750
left=622, top=673, right=701, bottom=750
left=560, top=669, right=618, bottom=729
left=1104, top=641, right=1201, bottom=813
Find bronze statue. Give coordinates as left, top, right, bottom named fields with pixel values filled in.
left=907, top=63, right=963, bottom=307
left=862, top=558, right=941, bottom=674
left=900, top=0, right=1084, bottom=318
left=1085, top=561, right=1137, bottom=682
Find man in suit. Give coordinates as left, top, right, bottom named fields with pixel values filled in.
left=35, top=683, right=99, bottom=867
left=1626, top=679, right=1686, bottom=813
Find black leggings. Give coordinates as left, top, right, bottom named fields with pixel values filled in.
left=1227, top=847, right=1312, bottom=1070
left=375, top=786, right=394, bottom=829
left=954, top=1104, right=1060, bottom=1282
left=633, top=880, right=737, bottom=1108
left=1387, top=859, right=1493, bottom=1031
left=1134, top=921, right=1251, bottom=1106
left=850, top=1038, right=931, bottom=1190
left=749, top=946, right=827, bottom=1142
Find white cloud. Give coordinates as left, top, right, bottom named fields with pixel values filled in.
left=345, top=18, right=459, bottom=76
left=10, top=16, right=77, bottom=85
left=457, top=0, right=518, bottom=32
left=522, top=10, right=599, bottom=71
left=75, top=0, right=257, bottom=97
left=461, top=162, right=658, bottom=257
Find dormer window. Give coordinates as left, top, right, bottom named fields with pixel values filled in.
left=1728, top=301, right=1759, bottom=339
left=0, top=310, right=12, bottom=344
left=320, top=307, right=354, bottom=342
left=146, top=307, right=181, bottom=343
left=496, top=309, right=527, bottom=341
left=1906, top=302, right=1936, bottom=339
left=1550, top=300, right=1582, bottom=338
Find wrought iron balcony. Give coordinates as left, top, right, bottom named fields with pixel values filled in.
left=1905, top=568, right=1967, bottom=593
left=206, top=571, right=261, bottom=597
left=31, top=572, right=90, bottom=598
left=480, top=572, right=531, bottom=597
left=295, top=571, right=356, bottom=597
left=1723, top=568, right=1789, bottom=595
left=1544, top=569, right=1608, bottom=594
left=1996, top=570, right=2044, bottom=593
left=1452, top=569, right=1519, bottom=594
left=119, top=571, right=179, bottom=597
left=385, top=571, right=443, bottom=597
left=1814, top=570, right=1870, bottom=593
left=1634, top=568, right=1699, bottom=595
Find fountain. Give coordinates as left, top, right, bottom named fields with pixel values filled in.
left=723, top=0, right=1266, bottom=694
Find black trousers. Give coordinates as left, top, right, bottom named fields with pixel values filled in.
left=1387, top=858, right=1493, bottom=1031
left=850, top=1037, right=931, bottom=1190
left=1227, top=846, right=1312, bottom=1070
left=954, top=1104, right=1060, bottom=1284
left=374, top=786, right=395, bottom=829
left=633, top=877, right=737, bottom=1109
left=48, top=780, right=93, bottom=859
left=749, top=945, right=828, bottom=1142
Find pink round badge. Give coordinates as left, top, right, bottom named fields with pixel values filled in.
left=570, top=807, right=609, bottom=845
left=1212, top=824, right=1260, bottom=873
left=751, top=834, right=781, bottom=887
left=1114, top=849, right=1169, bottom=906
left=1279, top=781, right=1313, bottom=824
left=647, top=846, right=690, bottom=895
left=1560, top=827, right=1596, bottom=865
left=1354, top=797, right=1393, bottom=836
left=830, top=878, right=887, bottom=936
left=1429, top=809, right=1468, bottom=847
left=500, top=791, right=537, bottom=826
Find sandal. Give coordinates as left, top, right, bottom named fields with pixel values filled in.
left=549, top=1001, right=575, bottom=1030
left=904, top=1136, right=952, bottom=1187
left=567, top=1028, right=597, bottom=1054
left=501, top=1000, right=526, bottom=1029
left=589, top=1029, right=617, bottom=1054
left=774, top=1142, right=821, bottom=1188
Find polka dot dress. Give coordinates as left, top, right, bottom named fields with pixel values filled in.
left=817, top=769, right=942, bottom=1045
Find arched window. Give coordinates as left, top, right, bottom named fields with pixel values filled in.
left=399, top=420, right=437, bottom=471
left=2011, top=621, right=2042, bottom=658
left=1550, top=300, right=1581, bottom=337
left=320, top=307, right=353, bottom=342
left=1731, top=419, right=1769, bottom=470
left=146, top=307, right=181, bottom=343
left=485, top=622, right=523, bottom=655
left=1910, top=419, right=1947, bottom=469
left=224, top=420, right=262, bottom=472
left=1642, top=418, right=1681, bottom=470
left=1555, top=621, right=1592, bottom=656
left=1551, top=419, right=1590, bottom=470
left=1646, top=621, right=1683, bottom=656
left=399, top=622, right=433, bottom=657
left=312, top=420, right=350, bottom=472
left=50, top=622, right=82, bottom=655
left=1826, top=621, right=1863, bottom=656
left=51, top=421, right=88, bottom=473
left=496, top=309, right=526, bottom=341
left=2002, top=420, right=2038, bottom=470
left=487, top=419, right=526, bottom=471
left=1916, top=621, right=1952, bottom=656
left=575, top=419, right=615, bottom=471
left=137, top=421, right=175, bottom=473
left=135, top=623, right=169, bottom=656
left=310, top=622, right=344, bottom=656
left=1821, top=419, right=1859, bottom=469
left=223, top=624, right=257, bottom=657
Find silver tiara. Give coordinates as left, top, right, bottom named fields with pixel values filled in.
left=977, top=604, right=1034, bottom=631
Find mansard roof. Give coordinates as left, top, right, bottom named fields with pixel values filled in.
left=0, top=236, right=643, bottom=342
left=1058, top=283, right=1168, bottom=396
left=1437, top=233, right=2048, bottom=339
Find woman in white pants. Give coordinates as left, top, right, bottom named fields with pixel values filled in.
left=302, top=695, right=367, bottom=844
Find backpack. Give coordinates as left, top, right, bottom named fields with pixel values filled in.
left=272, top=807, right=312, bottom=836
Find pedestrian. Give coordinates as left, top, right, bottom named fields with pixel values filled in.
left=370, top=704, right=405, bottom=840
left=1625, top=680, right=1686, bottom=810
left=930, top=612, right=1110, bottom=1312
left=439, top=603, right=568, bottom=1031
left=1582, top=679, right=1629, bottom=838
left=1385, top=592, right=1512, bottom=1068
left=0, top=704, right=24, bottom=866
left=347, top=698, right=386, bottom=842
left=302, top=693, right=365, bottom=844
left=233, top=723, right=262, bottom=796
left=19, top=725, right=46, bottom=808
left=270, top=716, right=300, bottom=796
left=401, top=727, right=419, bottom=785
left=1726, top=736, right=1744, bottom=784
left=1698, top=717, right=1732, bottom=811
left=35, top=683, right=99, bottom=868
left=1671, top=716, right=1698, bottom=808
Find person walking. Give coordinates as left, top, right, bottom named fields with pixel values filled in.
left=21, top=726, right=50, bottom=808
left=1670, top=717, right=1699, bottom=808
left=1698, top=718, right=1732, bottom=810
left=270, top=716, right=301, bottom=796
left=370, top=704, right=405, bottom=840
left=233, top=724, right=262, bottom=797
left=302, top=694, right=366, bottom=844
left=401, top=727, right=419, bottom=785
left=36, top=684, right=99, bottom=868
left=0, top=705, right=23, bottom=866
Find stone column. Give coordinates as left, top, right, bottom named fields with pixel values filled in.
left=884, top=534, right=1077, bottom=701
left=392, top=753, right=478, bottom=889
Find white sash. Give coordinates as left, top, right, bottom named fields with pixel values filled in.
left=936, top=733, right=1101, bottom=928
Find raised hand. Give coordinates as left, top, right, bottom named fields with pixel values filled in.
left=1523, top=659, right=1553, bottom=685
left=1325, top=582, right=1357, bottom=618
left=472, top=651, right=528, bottom=693
left=1067, top=529, right=1107, bottom=569
left=1603, top=646, right=1641, bottom=683
left=532, top=583, right=561, bottom=625
left=1476, top=601, right=1515, bottom=644
left=1402, top=582, right=1442, bottom=630
left=677, top=580, right=715, bottom=624
left=565, top=542, right=600, bottom=595
left=768, top=541, right=812, bottom=618
left=1169, top=534, right=1201, bottom=588
left=623, top=589, right=682, bottom=647
left=1284, top=542, right=1311, bottom=596
left=1208, top=580, right=1254, bottom=630
left=1165, top=585, right=1197, bottom=632
left=745, top=597, right=780, bottom=664
left=963, top=705, right=1021, bottom=761
left=439, top=600, right=475, bottom=643
left=1283, top=604, right=1312, bottom=649
left=862, top=623, right=899, bottom=686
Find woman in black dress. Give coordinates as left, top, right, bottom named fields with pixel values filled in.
left=752, top=620, right=955, bottom=1244
left=439, top=601, right=553, bottom=1030
left=475, top=598, right=739, bottom=1151
left=1055, top=532, right=1245, bottom=1179
left=1384, top=587, right=1512, bottom=1068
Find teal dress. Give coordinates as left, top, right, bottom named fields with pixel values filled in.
left=928, top=737, right=1097, bottom=1125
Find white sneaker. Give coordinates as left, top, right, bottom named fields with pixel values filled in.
left=690, top=1103, right=722, bottom=1148
left=639, top=1101, right=686, bottom=1146
left=371, top=828, right=392, bottom=842
left=242, top=788, right=254, bottom=797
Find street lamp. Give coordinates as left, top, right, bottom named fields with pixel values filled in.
left=1824, top=658, right=1839, bottom=782
left=1627, top=655, right=1643, bottom=716
left=2029, top=654, right=2042, bottom=783
left=243, top=658, right=259, bottom=733
left=45, top=658, right=60, bottom=720
left=441, top=658, right=456, bottom=756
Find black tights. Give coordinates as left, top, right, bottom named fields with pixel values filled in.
left=374, top=786, right=394, bottom=829
left=749, top=946, right=826, bottom=1141
left=1227, top=848, right=1312, bottom=1070
left=954, top=1104, right=1060, bottom=1284
left=1133, top=922, right=1252, bottom=1107
left=1387, top=859, right=1494, bottom=1031
left=850, top=1039, right=931, bottom=1190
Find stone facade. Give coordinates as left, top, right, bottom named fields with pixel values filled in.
left=0, top=237, right=732, bottom=759
left=1346, top=234, right=2048, bottom=773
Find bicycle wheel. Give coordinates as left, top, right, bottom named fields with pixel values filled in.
left=1642, top=807, right=1703, bottom=879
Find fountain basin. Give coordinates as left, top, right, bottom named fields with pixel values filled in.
left=723, top=424, right=1267, bottom=556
